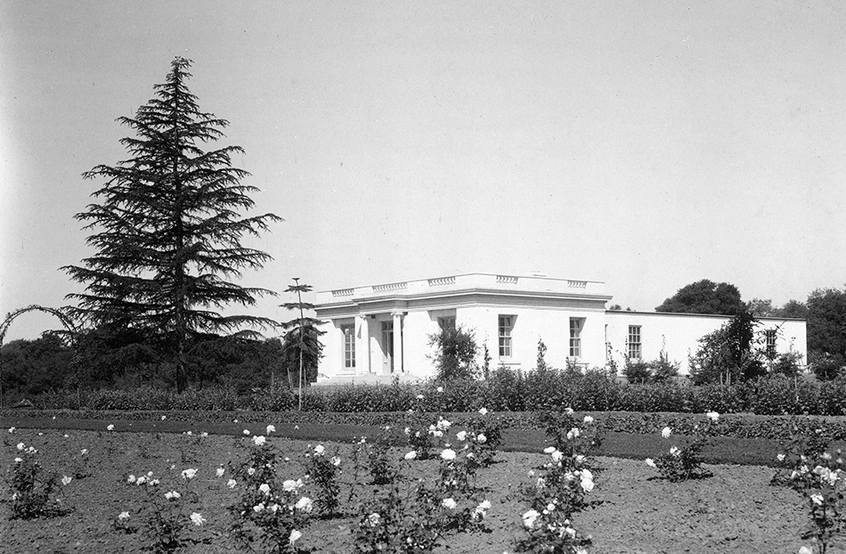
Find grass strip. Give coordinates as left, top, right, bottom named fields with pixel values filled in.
left=7, top=414, right=840, bottom=468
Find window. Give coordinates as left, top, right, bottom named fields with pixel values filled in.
left=438, top=317, right=456, bottom=331
left=341, top=324, right=355, bottom=369
left=498, top=315, right=514, bottom=357
left=628, top=325, right=642, bottom=359
left=569, top=318, right=584, bottom=358
left=765, top=329, right=777, bottom=358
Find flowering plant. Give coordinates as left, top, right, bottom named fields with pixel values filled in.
left=515, top=503, right=591, bottom=554
left=535, top=409, right=603, bottom=470
left=123, top=468, right=208, bottom=553
left=645, top=413, right=719, bottom=482
left=7, top=443, right=67, bottom=519
left=302, top=443, right=342, bottom=517
left=228, top=433, right=311, bottom=553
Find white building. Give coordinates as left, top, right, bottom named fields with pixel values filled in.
left=313, top=273, right=807, bottom=384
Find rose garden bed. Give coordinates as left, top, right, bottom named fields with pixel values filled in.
left=0, top=419, right=831, bottom=554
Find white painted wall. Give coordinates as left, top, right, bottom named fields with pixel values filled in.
left=605, top=311, right=808, bottom=374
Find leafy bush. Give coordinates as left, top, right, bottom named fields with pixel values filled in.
left=623, top=359, right=652, bottom=384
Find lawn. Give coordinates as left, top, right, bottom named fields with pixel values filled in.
left=0, top=413, right=830, bottom=553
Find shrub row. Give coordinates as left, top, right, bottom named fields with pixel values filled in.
left=16, top=370, right=846, bottom=417
left=7, top=407, right=846, bottom=443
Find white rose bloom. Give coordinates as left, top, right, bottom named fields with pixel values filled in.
left=227, top=479, right=237, bottom=489
left=127, top=475, right=136, bottom=484
left=61, top=475, right=73, bottom=486
left=551, top=450, right=563, bottom=463
left=477, top=434, right=487, bottom=444
left=433, top=430, right=444, bottom=438
left=165, top=491, right=181, bottom=500
left=295, top=496, right=314, bottom=513
left=811, top=494, right=824, bottom=506
left=314, top=444, right=325, bottom=456
left=404, top=451, right=417, bottom=460
left=670, top=446, right=680, bottom=457
left=289, top=530, right=302, bottom=545
left=478, top=407, right=488, bottom=415
left=216, top=467, right=225, bottom=477
left=777, top=453, right=786, bottom=462
left=181, top=468, right=198, bottom=480
left=367, top=513, right=381, bottom=527
left=247, top=467, right=256, bottom=476
left=456, top=431, right=467, bottom=442
left=705, top=411, right=720, bottom=422
left=437, top=386, right=444, bottom=393
left=543, top=446, right=556, bottom=454
left=107, top=424, right=115, bottom=431
left=190, top=512, right=206, bottom=526
left=259, top=483, right=271, bottom=495
left=118, top=511, right=130, bottom=522
left=522, top=509, right=540, bottom=529
left=253, top=503, right=265, bottom=512
left=441, top=497, right=457, bottom=510
left=645, top=458, right=656, bottom=468
left=564, top=407, right=574, bottom=414
left=583, top=415, right=594, bottom=424
left=661, top=427, right=672, bottom=439
left=253, top=435, right=266, bottom=446
left=266, top=424, right=276, bottom=434
left=332, top=456, right=342, bottom=467
left=440, top=449, right=456, bottom=461
left=17, top=442, right=25, bottom=451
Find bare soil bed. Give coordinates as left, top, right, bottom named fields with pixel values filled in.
left=0, top=427, right=826, bottom=553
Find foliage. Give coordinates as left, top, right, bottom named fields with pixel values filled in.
left=769, top=351, right=804, bottom=377
left=811, top=352, right=846, bottom=382
left=62, top=57, right=280, bottom=392
left=302, top=444, right=341, bottom=517
left=655, top=279, right=744, bottom=315
left=689, top=309, right=765, bottom=385
left=623, top=358, right=651, bottom=384
left=428, top=325, right=480, bottom=381
left=228, top=436, right=311, bottom=553
left=280, top=280, right=324, bottom=388
left=807, top=288, right=846, bottom=358
left=770, top=425, right=846, bottom=554
left=6, top=442, right=67, bottom=519
left=645, top=415, right=719, bottom=482
left=125, top=469, right=209, bottom=553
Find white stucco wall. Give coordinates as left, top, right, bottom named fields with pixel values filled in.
left=315, top=274, right=808, bottom=383
left=604, top=311, right=807, bottom=374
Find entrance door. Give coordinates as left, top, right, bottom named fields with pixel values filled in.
left=381, top=321, right=394, bottom=373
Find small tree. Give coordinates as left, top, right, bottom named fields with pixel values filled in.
left=689, top=309, right=764, bottom=385
left=280, top=279, right=324, bottom=405
left=428, top=325, right=479, bottom=381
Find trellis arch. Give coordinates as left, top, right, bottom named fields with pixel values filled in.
left=0, top=305, right=79, bottom=409
left=0, top=305, right=78, bottom=348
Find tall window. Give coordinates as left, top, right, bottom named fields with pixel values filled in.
left=628, top=325, right=642, bottom=359
left=569, top=318, right=583, bottom=358
left=341, top=324, right=355, bottom=369
left=499, top=315, right=514, bottom=357
left=765, top=329, right=777, bottom=358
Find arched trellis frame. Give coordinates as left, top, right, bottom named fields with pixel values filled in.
left=0, top=305, right=79, bottom=409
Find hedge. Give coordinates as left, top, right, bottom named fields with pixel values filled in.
left=10, top=370, right=846, bottom=417
left=6, top=408, right=846, bottom=443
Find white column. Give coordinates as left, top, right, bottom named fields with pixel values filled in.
left=392, top=312, right=404, bottom=373
left=356, top=315, right=371, bottom=375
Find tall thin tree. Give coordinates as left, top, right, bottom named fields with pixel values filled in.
left=280, top=278, right=324, bottom=410
left=63, top=57, right=281, bottom=391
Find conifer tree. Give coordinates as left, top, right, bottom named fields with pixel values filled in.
left=280, top=279, right=324, bottom=403
left=63, top=57, right=281, bottom=391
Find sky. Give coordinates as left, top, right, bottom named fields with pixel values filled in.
left=2, top=1, right=846, bottom=341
